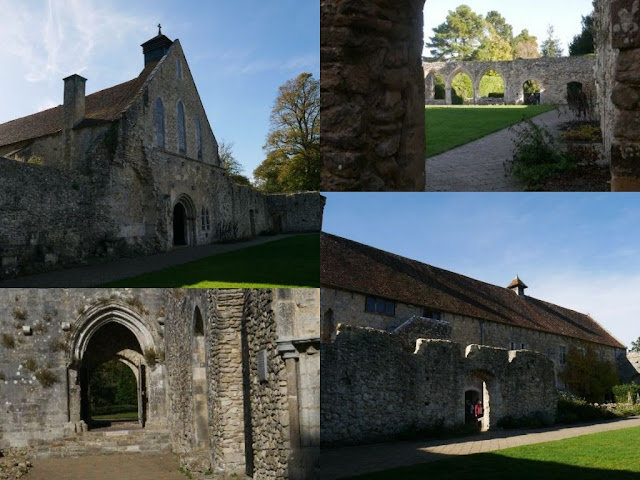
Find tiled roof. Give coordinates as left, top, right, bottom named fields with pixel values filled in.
left=321, top=233, right=625, bottom=349
left=0, top=61, right=158, bottom=147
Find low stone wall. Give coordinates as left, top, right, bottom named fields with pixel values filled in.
left=266, top=192, right=326, bottom=233
left=320, top=0, right=426, bottom=191
left=321, top=325, right=557, bottom=446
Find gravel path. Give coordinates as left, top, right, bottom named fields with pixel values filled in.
left=0, top=234, right=302, bottom=287
left=425, top=109, right=574, bottom=191
left=320, top=416, right=640, bottom=480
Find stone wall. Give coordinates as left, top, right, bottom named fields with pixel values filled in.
left=424, top=57, right=597, bottom=105
left=266, top=193, right=326, bottom=233
left=618, top=352, right=640, bottom=383
left=597, top=0, right=640, bottom=190
left=320, top=0, right=426, bottom=191
left=321, top=325, right=557, bottom=446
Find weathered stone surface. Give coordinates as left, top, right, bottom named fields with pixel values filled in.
left=320, top=0, right=426, bottom=191
left=321, top=325, right=557, bottom=446
left=0, top=288, right=320, bottom=480
left=611, top=0, right=640, bottom=49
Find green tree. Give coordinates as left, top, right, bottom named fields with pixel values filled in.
left=89, top=360, right=137, bottom=413
left=569, top=12, right=595, bottom=56
left=513, top=29, right=540, bottom=59
left=426, top=5, right=486, bottom=60
left=218, top=140, right=251, bottom=186
left=473, top=25, right=513, bottom=61
left=540, top=25, right=563, bottom=58
left=485, top=10, right=513, bottom=44
left=630, top=337, right=640, bottom=353
left=559, top=346, right=619, bottom=403
left=254, top=73, right=320, bottom=193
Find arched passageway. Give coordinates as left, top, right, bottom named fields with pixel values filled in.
left=172, top=195, right=196, bottom=247
left=477, top=70, right=505, bottom=104
left=466, top=370, right=495, bottom=432
left=523, top=79, right=542, bottom=105
left=448, top=70, right=475, bottom=105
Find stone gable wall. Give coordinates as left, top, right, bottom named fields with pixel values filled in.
left=321, top=325, right=557, bottom=446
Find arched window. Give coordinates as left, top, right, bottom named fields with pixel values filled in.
left=177, top=101, right=186, bottom=155
left=195, top=118, right=203, bottom=160
left=155, top=98, right=165, bottom=149
left=176, top=60, right=183, bottom=79
left=201, top=207, right=206, bottom=230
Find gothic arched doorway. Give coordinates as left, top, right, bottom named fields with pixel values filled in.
left=173, top=195, right=196, bottom=247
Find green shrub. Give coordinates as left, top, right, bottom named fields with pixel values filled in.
left=144, top=348, right=157, bottom=366
left=50, top=339, right=67, bottom=352
left=556, top=393, right=617, bottom=424
left=12, top=308, right=27, bottom=321
left=562, top=124, right=601, bottom=142
left=505, top=118, right=576, bottom=188
left=612, top=383, right=640, bottom=404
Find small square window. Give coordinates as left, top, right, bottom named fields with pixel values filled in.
left=364, top=296, right=395, bottom=317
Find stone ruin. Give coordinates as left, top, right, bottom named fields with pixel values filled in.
left=321, top=324, right=557, bottom=446
left=0, top=288, right=320, bottom=479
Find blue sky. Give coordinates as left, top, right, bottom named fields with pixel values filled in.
left=424, top=0, right=594, bottom=57
left=0, top=0, right=319, bottom=179
left=323, top=193, right=640, bottom=349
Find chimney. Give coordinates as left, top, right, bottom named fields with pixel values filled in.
left=63, top=74, right=87, bottom=129
left=507, top=275, right=528, bottom=297
left=141, top=25, right=173, bottom=66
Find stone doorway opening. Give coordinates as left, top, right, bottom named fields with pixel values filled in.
left=172, top=195, right=196, bottom=247
left=79, top=322, right=148, bottom=429
left=67, top=303, right=160, bottom=433
left=466, top=370, right=493, bottom=432
left=523, top=79, right=543, bottom=105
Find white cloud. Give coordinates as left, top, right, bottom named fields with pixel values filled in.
left=0, top=0, right=146, bottom=83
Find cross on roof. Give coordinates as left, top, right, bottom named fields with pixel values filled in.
left=158, top=24, right=162, bottom=36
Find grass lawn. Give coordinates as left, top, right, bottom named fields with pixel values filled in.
left=101, top=234, right=319, bottom=288
left=426, top=105, right=556, bottom=158
left=347, top=426, right=640, bottom=480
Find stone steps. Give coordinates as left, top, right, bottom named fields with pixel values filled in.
left=35, top=428, right=172, bottom=458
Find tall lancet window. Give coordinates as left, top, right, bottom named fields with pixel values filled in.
left=155, top=98, right=165, bottom=149
left=195, top=118, right=203, bottom=160
left=177, top=101, right=186, bottom=155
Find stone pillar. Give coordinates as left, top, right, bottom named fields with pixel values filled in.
left=602, top=0, right=640, bottom=190
left=445, top=87, right=452, bottom=105
left=425, top=74, right=435, bottom=102
left=320, top=0, right=427, bottom=191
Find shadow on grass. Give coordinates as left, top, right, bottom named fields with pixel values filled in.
left=342, top=454, right=640, bottom=480
left=102, top=235, right=319, bottom=288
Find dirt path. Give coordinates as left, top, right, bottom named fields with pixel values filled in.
left=320, top=416, right=640, bottom=480
left=425, top=109, right=574, bottom=192
left=24, top=453, right=186, bottom=480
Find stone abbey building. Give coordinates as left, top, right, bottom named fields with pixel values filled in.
left=0, top=288, right=319, bottom=479
left=0, top=31, right=324, bottom=279
left=320, top=233, right=626, bottom=445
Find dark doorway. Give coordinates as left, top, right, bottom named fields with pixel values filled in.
left=173, top=203, right=187, bottom=245
left=272, top=213, right=283, bottom=234
left=465, top=389, right=481, bottom=426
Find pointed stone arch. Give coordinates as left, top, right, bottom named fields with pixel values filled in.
left=173, top=193, right=197, bottom=247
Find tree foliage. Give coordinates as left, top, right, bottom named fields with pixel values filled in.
left=253, top=73, right=320, bottom=193
left=540, top=25, right=563, bottom=58
left=559, top=346, right=619, bottom=403
left=218, top=140, right=251, bottom=186
left=89, top=360, right=138, bottom=413
left=630, top=337, right=640, bottom=353
left=569, top=12, right=595, bottom=56
left=513, top=29, right=540, bottom=59
left=427, top=5, right=486, bottom=60
left=485, top=10, right=513, bottom=44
